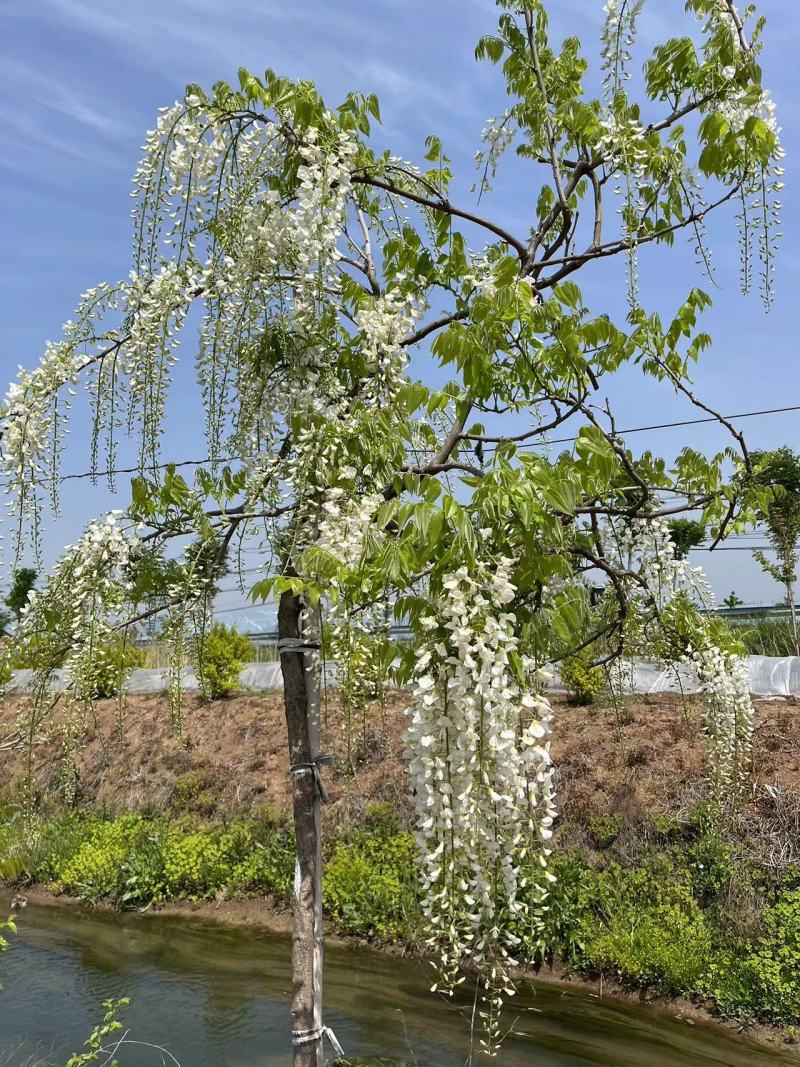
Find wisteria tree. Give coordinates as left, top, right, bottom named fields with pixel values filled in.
left=0, top=0, right=783, bottom=1062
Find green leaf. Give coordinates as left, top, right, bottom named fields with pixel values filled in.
left=366, top=92, right=382, bottom=122
left=424, top=135, right=443, bottom=162
left=554, top=282, right=583, bottom=310
left=250, top=578, right=274, bottom=603
left=475, top=35, right=505, bottom=63
left=540, top=478, right=578, bottom=516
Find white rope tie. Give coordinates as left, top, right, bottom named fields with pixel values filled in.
left=291, top=1024, right=344, bottom=1057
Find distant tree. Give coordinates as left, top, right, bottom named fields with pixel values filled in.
left=4, top=567, right=37, bottom=622
left=668, top=519, right=706, bottom=560
left=722, top=591, right=743, bottom=610
left=751, top=448, right=800, bottom=656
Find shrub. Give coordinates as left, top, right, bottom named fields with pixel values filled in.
left=650, top=812, right=683, bottom=843
left=228, top=820, right=295, bottom=898
left=159, top=820, right=294, bottom=900
left=162, top=830, right=227, bottom=897
left=588, top=900, right=712, bottom=995
left=91, top=639, right=145, bottom=699
left=324, top=830, right=419, bottom=940
left=539, top=850, right=711, bottom=990
left=560, top=652, right=605, bottom=705
left=115, top=828, right=168, bottom=906
left=537, top=851, right=599, bottom=967
left=198, top=623, right=253, bottom=699
left=709, top=889, right=800, bottom=1023
left=686, top=828, right=735, bottom=902
left=18, top=811, right=90, bottom=884
left=56, top=814, right=156, bottom=902
left=45, top=812, right=297, bottom=906
left=586, top=813, right=623, bottom=850
left=358, top=802, right=403, bottom=837
left=171, top=769, right=219, bottom=816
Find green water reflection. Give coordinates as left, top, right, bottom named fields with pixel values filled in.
left=0, top=893, right=798, bottom=1066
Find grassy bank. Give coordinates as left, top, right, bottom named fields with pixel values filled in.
left=4, top=690, right=800, bottom=1047
left=3, top=798, right=800, bottom=1038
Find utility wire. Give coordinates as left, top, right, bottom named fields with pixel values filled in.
left=55, top=402, right=800, bottom=482
left=486, top=403, right=800, bottom=453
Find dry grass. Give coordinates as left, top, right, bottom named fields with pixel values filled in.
left=1, top=689, right=800, bottom=849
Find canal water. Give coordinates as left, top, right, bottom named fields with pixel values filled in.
left=0, top=895, right=797, bottom=1066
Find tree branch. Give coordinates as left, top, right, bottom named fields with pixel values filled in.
left=536, top=186, right=740, bottom=288
left=351, top=173, right=528, bottom=260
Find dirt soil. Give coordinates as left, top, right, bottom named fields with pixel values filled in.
left=1, top=689, right=799, bottom=830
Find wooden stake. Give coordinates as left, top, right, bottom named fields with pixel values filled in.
left=279, top=590, right=326, bottom=1067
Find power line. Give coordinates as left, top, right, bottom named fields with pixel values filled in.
left=488, top=403, right=800, bottom=452
left=60, top=456, right=212, bottom=483
left=55, top=402, right=800, bottom=481
left=692, top=545, right=782, bottom=553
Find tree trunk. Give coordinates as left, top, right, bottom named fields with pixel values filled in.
left=278, top=589, right=325, bottom=1067
left=786, top=579, right=800, bottom=658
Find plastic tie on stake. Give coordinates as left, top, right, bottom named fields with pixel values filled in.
left=277, top=637, right=322, bottom=653
left=292, top=1025, right=344, bottom=1057
left=289, top=754, right=333, bottom=804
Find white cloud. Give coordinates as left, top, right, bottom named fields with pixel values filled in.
left=38, top=86, right=121, bottom=137
left=0, top=108, right=126, bottom=170
left=0, top=57, right=132, bottom=181
left=1, top=58, right=124, bottom=136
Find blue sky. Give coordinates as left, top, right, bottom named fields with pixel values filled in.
left=0, top=0, right=798, bottom=613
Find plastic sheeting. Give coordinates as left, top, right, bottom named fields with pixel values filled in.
left=4, top=663, right=337, bottom=695
left=549, top=657, right=800, bottom=698
left=5, top=656, right=800, bottom=697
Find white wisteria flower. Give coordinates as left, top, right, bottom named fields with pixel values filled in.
left=407, top=560, right=556, bottom=1050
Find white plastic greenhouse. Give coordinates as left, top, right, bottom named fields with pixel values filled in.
left=6, top=656, right=800, bottom=697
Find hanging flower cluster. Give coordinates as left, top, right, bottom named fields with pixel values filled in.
left=596, top=1, right=783, bottom=308
left=165, top=97, right=230, bottom=203
left=138, top=117, right=360, bottom=460
left=604, top=516, right=712, bottom=608
left=292, top=127, right=358, bottom=318
left=122, top=261, right=200, bottom=468
left=406, top=561, right=556, bottom=1050
left=16, top=512, right=136, bottom=695
left=693, top=0, right=787, bottom=306
left=161, top=558, right=216, bottom=735
left=354, top=284, right=422, bottom=397
left=685, top=644, right=753, bottom=803
left=1, top=283, right=123, bottom=539
left=7, top=513, right=137, bottom=801
left=326, top=598, right=393, bottom=765
left=474, top=111, right=515, bottom=195
left=598, top=109, right=650, bottom=304
left=316, top=489, right=384, bottom=569
left=599, top=0, right=647, bottom=306
left=600, top=0, right=645, bottom=95
left=601, top=516, right=754, bottom=801
left=462, top=253, right=500, bottom=300
left=307, top=480, right=393, bottom=763
left=2, top=97, right=373, bottom=558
